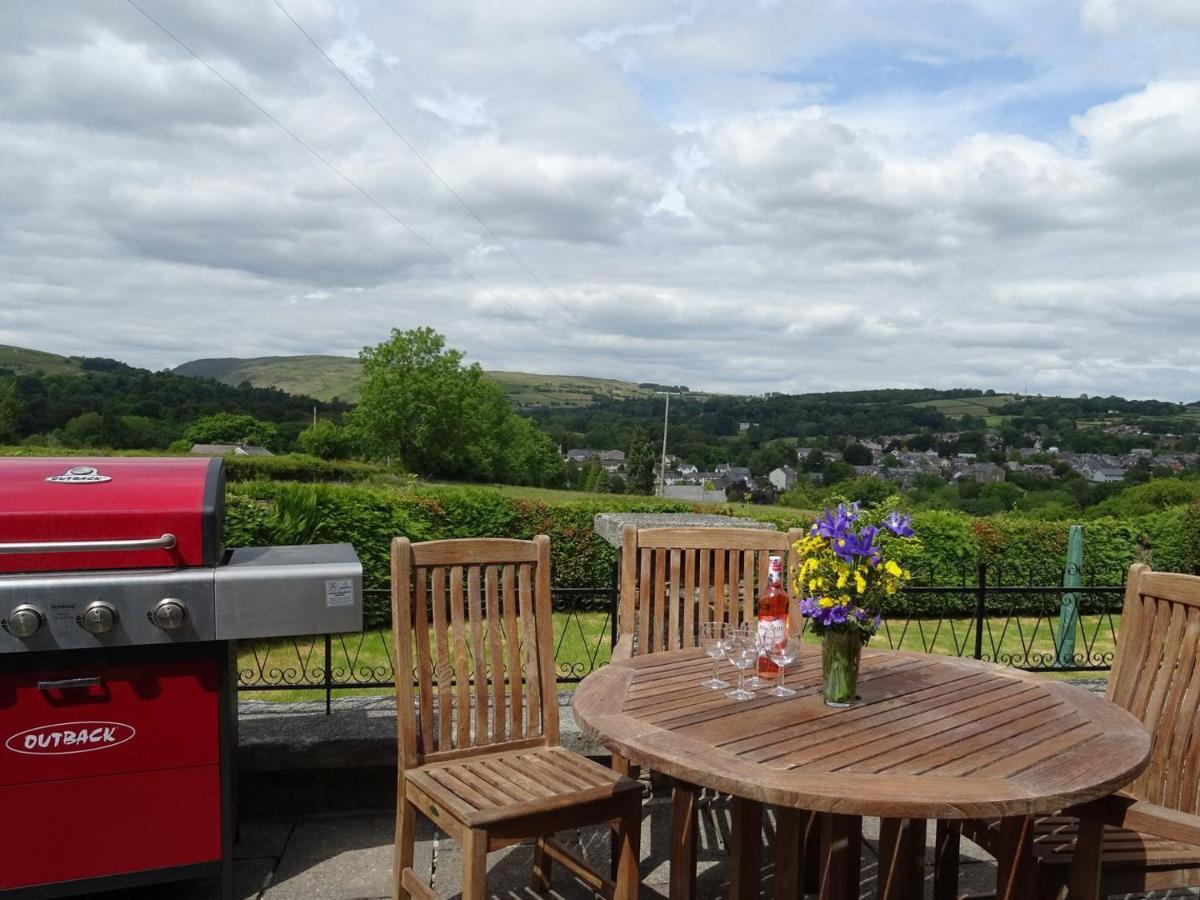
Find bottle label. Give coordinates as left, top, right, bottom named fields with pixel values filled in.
left=757, top=616, right=788, bottom=649
left=767, top=555, right=783, bottom=586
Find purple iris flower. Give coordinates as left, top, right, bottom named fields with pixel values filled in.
left=837, top=525, right=882, bottom=566
left=881, top=511, right=914, bottom=538
left=829, top=605, right=848, bottom=624
left=872, top=614, right=883, bottom=629
left=854, top=607, right=868, bottom=622
left=799, top=597, right=818, bottom=616
left=811, top=506, right=849, bottom=540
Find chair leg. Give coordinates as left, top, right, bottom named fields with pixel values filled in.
left=394, top=787, right=416, bottom=900
left=934, top=819, right=960, bottom=900
left=462, top=827, right=489, bottom=900
left=615, top=791, right=642, bottom=900
left=1068, top=815, right=1104, bottom=900
left=609, top=752, right=641, bottom=880
left=669, top=780, right=699, bottom=900
left=532, top=836, right=552, bottom=893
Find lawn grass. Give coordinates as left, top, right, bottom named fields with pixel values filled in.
left=238, top=611, right=1112, bottom=702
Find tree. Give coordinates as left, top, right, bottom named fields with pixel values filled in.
left=60, top=411, right=107, bottom=448
left=625, top=425, right=655, bottom=495
left=353, top=327, right=564, bottom=485
left=578, top=458, right=610, bottom=493
left=842, top=443, right=872, bottom=465
left=354, top=327, right=502, bottom=478
left=801, top=448, right=825, bottom=472
left=497, top=415, right=564, bottom=487
left=0, top=378, right=18, bottom=442
left=184, top=413, right=279, bottom=449
left=298, top=420, right=351, bottom=460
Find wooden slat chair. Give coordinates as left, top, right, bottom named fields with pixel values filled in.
left=391, top=536, right=642, bottom=900
left=612, top=525, right=807, bottom=661
left=610, top=524, right=812, bottom=894
left=943, top=564, right=1200, bottom=899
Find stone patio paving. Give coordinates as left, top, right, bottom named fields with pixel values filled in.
left=79, top=791, right=1200, bottom=899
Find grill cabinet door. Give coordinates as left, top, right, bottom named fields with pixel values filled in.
left=0, top=656, right=223, bottom=889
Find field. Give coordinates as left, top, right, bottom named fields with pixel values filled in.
left=237, top=612, right=1113, bottom=702
left=0, top=344, right=81, bottom=376
left=487, top=370, right=660, bottom=408
left=171, top=352, right=672, bottom=408
left=908, top=394, right=1016, bottom=417
left=172, top=354, right=363, bottom=402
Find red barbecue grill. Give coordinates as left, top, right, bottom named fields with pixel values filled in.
left=0, top=457, right=363, bottom=899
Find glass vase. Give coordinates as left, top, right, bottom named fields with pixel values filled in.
left=821, top=629, right=862, bottom=708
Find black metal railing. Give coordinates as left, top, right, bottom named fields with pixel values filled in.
left=236, top=563, right=1127, bottom=710
left=236, top=585, right=617, bottom=713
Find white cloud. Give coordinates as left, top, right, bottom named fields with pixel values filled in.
left=1, top=0, right=1200, bottom=401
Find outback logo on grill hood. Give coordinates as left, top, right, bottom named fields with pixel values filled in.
left=44, top=465, right=111, bottom=484
left=5, top=722, right=135, bottom=755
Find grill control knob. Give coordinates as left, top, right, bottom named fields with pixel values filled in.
left=7, top=605, right=44, bottom=639
left=80, top=601, right=117, bottom=635
left=151, top=598, right=187, bottom=631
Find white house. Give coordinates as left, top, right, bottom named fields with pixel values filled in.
left=768, top=466, right=798, bottom=491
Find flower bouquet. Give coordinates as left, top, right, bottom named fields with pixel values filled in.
left=793, top=504, right=916, bottom=706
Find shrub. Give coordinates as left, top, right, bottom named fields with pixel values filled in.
left=220, top=481, right=1200, bottom=624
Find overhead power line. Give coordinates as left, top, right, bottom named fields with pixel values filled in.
left=270, top=0, right=589, bottom=329
left=123, top=0, right=556, bottom=338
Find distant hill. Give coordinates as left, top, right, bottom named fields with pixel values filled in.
left=172, top=355, right=665, bottom=407
left=0, top=344, right=82, bottom=376
left=173, top=355, right=362, bottom=403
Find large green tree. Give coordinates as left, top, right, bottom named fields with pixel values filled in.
left=354, top=327, right=562, bottom=485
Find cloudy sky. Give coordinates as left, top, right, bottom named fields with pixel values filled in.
left=3, top=1, right=1200, bottom=400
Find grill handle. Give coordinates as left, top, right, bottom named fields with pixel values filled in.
left=38, top=677, right=102, bottom=691
left=0, top=534, right=177, bottom=555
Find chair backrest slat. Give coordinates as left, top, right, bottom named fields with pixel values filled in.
left=1109, top=564, right=1200, bottom=813
left=484, top=566, right=505, bottom=743
left=617, top=526, right=804, bottom=656
left=502, top=564, right=523, bottom=739
left=413, top=566, right=434, bottom=756
left=392, top=536, right=556, bottom=770
left=430, top=567, right=453, bottom=750
left=518, top=561, right=543, bottom=737
left=682, top=548, right=696, bottom=652
left=467, top=566, right=488, bottom=744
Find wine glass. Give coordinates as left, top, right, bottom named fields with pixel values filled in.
left=699, top=622, right=731, bottom=690
left=725, top=633, right=758, bottom=701
left=767, top=635, right=801, bottom=698
left=742, top=623, right=771, bottom=690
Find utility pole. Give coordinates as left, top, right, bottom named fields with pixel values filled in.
left=655, top=390, right=675, bottom=496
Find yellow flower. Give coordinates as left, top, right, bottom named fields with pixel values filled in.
left=884, top=560, right=902, bottom=577
left=854, top=571, right=867, bottom=594
left=818, top=597, right=834, bottom=608
left=836, top=570, right=849, bottom=589
left=838, top=594, right=851, bottom=606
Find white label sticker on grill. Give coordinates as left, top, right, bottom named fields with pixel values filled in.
left=6, top=721, right=135, bottom=756
left=325, top=578, right=354, bottom=608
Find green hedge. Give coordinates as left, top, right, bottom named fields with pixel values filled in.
left=222, top=482, right=1193, bottom=626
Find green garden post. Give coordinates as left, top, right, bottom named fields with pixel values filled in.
left=1055, top=525, right=1084, bottom=668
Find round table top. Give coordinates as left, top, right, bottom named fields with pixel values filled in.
left=573, top=647, right=1151, bottom=819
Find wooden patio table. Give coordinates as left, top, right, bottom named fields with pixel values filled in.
left=573, top=646, right=1150, bottom=900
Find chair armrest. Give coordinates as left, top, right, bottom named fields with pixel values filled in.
left=1067, top=794, right=1200, bottom=847
left=611, top=634, right=634, bottom=663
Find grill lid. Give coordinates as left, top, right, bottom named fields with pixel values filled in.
left=0, top=458, right=223, bottom=574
